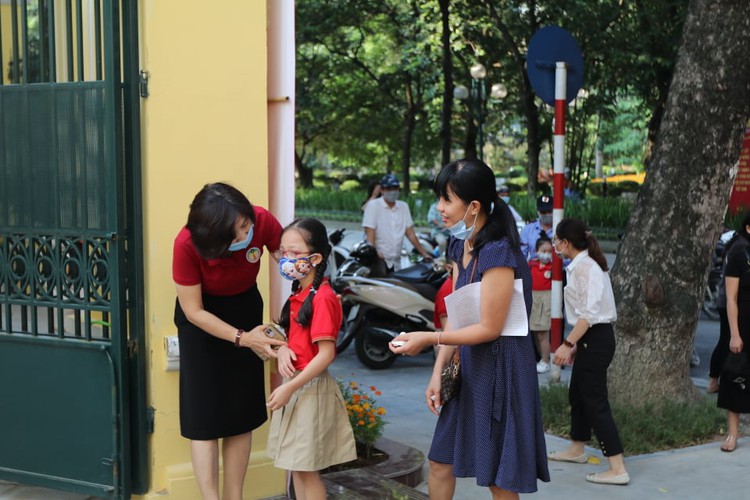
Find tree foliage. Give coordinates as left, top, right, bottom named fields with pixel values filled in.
left=296, top=0, right=688, bottom=193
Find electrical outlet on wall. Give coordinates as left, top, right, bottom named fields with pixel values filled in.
left=165, top=336, right=180, bottom=371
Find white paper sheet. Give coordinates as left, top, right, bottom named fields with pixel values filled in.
left=443, top=279, right=529, bottom=336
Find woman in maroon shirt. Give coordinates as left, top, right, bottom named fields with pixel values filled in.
left=172, top=182, right=285, bottom=499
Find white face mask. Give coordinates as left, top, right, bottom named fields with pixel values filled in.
left=537, top=251, right=552, bottom=264
left=382, top=190, right=399, bottom=203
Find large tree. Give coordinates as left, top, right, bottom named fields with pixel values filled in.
left=609, top=0, right=750, bottom=405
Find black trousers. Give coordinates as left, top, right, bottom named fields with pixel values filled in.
left=569, top=323, right=624, bottom=457
left=709, top=307, right=730, bottom=378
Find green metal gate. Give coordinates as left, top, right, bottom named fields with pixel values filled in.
left=0, top=1, right=147, bottom=498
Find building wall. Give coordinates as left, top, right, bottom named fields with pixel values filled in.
left=137, top=0, right=285, bottom=497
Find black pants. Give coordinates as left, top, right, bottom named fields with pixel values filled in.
left=569, top=323, right=624, bottom=457
left=709, top=307, right=730, bottom=378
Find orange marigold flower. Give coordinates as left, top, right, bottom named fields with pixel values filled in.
left=358, top=420, right=365, bottom=426
left=377, top=408, right=386, bottom=415
left=375, top=391, right=382, bottom=396
left=370, top=385, right=377, bottom=391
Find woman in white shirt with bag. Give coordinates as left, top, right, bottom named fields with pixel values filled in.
left=549, top=218, right=630, bottom=486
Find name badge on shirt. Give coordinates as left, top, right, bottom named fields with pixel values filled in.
left=246, top=247, right=261, bottom=263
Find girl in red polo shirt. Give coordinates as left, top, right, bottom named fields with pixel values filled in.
left=266, top=218, right=356, bottom=499
left=530, top=237, right=554, bottom=373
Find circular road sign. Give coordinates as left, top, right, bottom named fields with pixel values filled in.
left=527, top=26, right=584, bottom=106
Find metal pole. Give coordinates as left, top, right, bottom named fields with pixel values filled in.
left=550, top=62, right=566, bottom=379
left=477, top=79, right=485, bottom=162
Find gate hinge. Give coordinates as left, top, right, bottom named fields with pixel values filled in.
left=139, top=70, right=149, bottom=98
left=147, top=406, right=155, bottom=434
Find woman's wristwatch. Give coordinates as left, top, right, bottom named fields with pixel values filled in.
left=234, top=329, right=245, bottom=347
left=563, top=339, right=575, bottom=348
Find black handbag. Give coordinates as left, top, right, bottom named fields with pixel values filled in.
left=440, top=350, right=461, bottom=403
left=723, top=352, right=750, bottom=392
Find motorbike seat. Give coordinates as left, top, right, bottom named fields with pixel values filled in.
left=391, top=263, right=433, bottom=283
left=377, top=278, right=438, bottom=303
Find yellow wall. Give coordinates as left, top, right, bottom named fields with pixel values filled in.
left=1, top=4, right=13, bottom=82
left=138, top=0, right=284, bottom=498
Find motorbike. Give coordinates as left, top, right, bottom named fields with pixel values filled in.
left=330, top=231, right=438, bottom=289
left=325, top=228, right=350, bottom=279
left=334, top=241, right=448, bottom=369
left=703, top=230, right=734, bottom=321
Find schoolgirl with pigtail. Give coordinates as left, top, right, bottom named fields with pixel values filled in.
left=266, top=217, right=356, bottom=500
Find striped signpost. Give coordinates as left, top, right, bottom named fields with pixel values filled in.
left=527, top=27, right=584, bottom=379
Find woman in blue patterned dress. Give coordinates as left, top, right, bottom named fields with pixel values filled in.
left=390, top=159, right=550, bottom=499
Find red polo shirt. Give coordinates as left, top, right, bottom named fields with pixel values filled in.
left=287, top=280, right=342, bottom=371
left=530, top=259, right=552, bottom=291
left=172, top=205, right=282, bottom=296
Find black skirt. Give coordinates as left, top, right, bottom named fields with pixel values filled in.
left=717, top=299, right=750, bottom=414
left=175, top=285, right=267, bottom=440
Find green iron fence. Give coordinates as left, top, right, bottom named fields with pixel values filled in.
left=0, top=1, right=146, bottom=497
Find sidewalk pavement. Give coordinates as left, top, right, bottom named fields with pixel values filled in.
left=353, top=355, right=749, bottom=500
left=2, top=339, right=745, bottom=499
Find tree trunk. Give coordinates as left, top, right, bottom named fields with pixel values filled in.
left=401, top=81, right=416, bottom=194
left=524, top=86, right=540, bottom=195
left=295, top=150, right=313, bottom=189
left=609, top=0, right=750, bottom=406
left=439, top=0, right=452, bottom=167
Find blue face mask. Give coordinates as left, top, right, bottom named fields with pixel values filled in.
left=228, top=226, right=254, bottom=252
left=500, top=196, right=511, bottom=204
left=448, top=205, right=478, bottom=240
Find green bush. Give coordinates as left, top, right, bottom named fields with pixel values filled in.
left=540, top=384, right=726, bottom=455
left=295, top=189, right=633, bottom=236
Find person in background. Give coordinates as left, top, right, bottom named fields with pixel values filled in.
left=390, top=158, right=550, bottom=499
left=360, top=179, right=382, bottom=211
left=529, top=237, right=554, bottom=374
left=266, top=218, right=356, bottom=498
left=520, top=195, right=554, bottom=261
left=362, top=173, right=433, bottom=271
left=550, top=218, right=629, bottom=486
left=708, top=230, right=741, bottom=393
left=433, top=258, right=454, bottom=332
left=172, top=182, right=287, bottom=500
left=428, top=199, right=451, bottom=255
left=497, top=184, right=523, bottom=224
left=717, top=209, right=750, bottom=452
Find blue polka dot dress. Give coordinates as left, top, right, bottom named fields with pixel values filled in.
left=429, top=237, right=551, bottom=492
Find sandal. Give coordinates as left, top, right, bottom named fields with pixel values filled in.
left=721, top=434, right=737, bottom=452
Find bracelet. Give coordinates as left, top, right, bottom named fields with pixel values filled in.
left=563, top=339, right=575, bottom=348
left=436, top=330, right=443, bottom=347
left=234, top=329, right=245, bottom=347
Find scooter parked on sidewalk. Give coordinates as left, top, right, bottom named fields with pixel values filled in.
left=334, top=242, right=448, bottom=369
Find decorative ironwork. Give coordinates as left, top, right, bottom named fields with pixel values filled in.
left=0, top=233, right=113, bottom=340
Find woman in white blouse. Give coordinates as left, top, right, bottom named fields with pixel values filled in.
left=548, top=218, right=629, bottom=486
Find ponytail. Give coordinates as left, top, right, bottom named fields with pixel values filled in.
left=295, top=258, right=328, bottom=327
left=585, top=232, right=609, bottom=272
left=556, top=218, right=608, bottom=272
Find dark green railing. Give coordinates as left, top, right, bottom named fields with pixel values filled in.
left=0, top=233, right=113, bottom=339
left=0, top=0, right=107, bottom=85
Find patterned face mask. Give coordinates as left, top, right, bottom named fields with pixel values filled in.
left=278, top=256, right=315, bottom=281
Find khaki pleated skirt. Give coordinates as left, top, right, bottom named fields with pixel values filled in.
left=530, top=290, right=552, bottom=331
left=267, top=370, right=357, bottom=471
